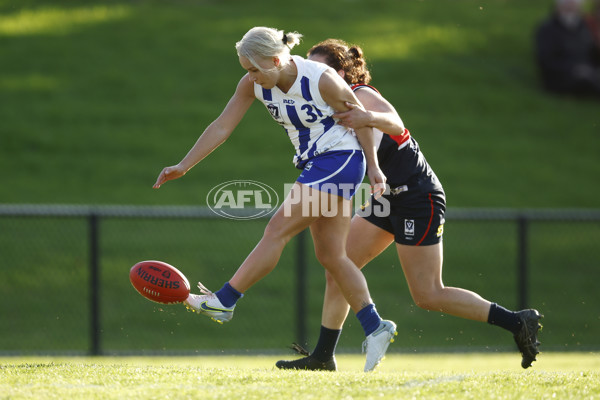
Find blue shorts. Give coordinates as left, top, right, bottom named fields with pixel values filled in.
left=296, top=150, right=365, bottom=200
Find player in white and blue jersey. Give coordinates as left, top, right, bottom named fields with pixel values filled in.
left=253, top=54, right=366, bottom=200
left=153, top=27, right=397, bottom=372
left=275, top=39, right=543, bottom=372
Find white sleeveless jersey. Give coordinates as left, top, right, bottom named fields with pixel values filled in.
left=254, top=55, right=361, bottom=167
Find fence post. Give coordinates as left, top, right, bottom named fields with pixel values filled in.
left=517, top=216, right=528, bottom=310
left=89, top=213, right=100, bottom=356
left=296, top=228, right=308, bottom=347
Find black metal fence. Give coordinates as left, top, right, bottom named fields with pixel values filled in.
left=1, top=205, right=599, bottom=355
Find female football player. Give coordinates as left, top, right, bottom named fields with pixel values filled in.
left=153, top=27, right=396, bottom=372
left=275, top=39, right=543, bottom=371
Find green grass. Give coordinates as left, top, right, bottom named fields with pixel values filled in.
left=1, top=353, right=599, bottom=399
left=0, top=0, right=598, bottom=207
left=1, top=0, right=599, bottom=355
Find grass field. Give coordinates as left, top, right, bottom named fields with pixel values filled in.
left=1, top=0, right=598, bottom=207
left=2, top=353, right=599, bottom=399
left=1, top=0, right=599, bottom=356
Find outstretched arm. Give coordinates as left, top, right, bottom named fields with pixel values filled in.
left=153, top=75, right=255, bottom=188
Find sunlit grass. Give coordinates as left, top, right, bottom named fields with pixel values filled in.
left=0, top=5, right=131, bottom=36
left=0, top=0, right=598, bottom=358
left=354, top=20, right=483, bottom=60
left=1, top=353, right=599, bottom=400
left=0, top=74, right=58, bottom=91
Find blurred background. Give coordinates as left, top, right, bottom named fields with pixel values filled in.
left=0, top=0, right=598, bottom=356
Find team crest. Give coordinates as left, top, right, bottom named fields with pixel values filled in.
left=266, top=103, right=283, bottom=122
left=404, top=219, right=415, bottom=236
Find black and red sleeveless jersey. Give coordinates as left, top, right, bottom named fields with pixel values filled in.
left=351, top=83, right=443, bottom=192
left=351, top=83, right=411, bottom=148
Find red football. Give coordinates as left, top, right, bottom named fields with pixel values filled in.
left=130, top=260, right=190, bottom=304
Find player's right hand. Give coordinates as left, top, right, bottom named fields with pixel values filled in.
left=367, top=166, right=387, bottom=200
left=332, top=102, right=371, bottom=130
left=153, top=164, right=187, bottom=189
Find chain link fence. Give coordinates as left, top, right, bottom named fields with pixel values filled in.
left=1, top=205, right=599, bottom=355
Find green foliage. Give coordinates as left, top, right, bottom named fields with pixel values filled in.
left=1, top=354, right=599, bottom=399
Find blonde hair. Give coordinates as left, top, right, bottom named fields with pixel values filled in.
left=236, top=27, right=303, bottom=72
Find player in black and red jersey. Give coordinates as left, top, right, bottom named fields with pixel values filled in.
left=276, top=39, right=543, bottom=371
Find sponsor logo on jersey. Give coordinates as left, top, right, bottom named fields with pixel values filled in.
left=404, top=219, right=415, bottom=237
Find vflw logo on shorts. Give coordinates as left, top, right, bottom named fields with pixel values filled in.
left=404, top=219, right=415, bottom=237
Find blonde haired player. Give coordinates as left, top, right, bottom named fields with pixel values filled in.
left=153, top=27, right=397, bottom=372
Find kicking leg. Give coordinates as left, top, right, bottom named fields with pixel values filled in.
left=185, top=183, right=318, bottom=322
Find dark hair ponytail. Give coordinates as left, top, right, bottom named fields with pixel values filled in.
left=307, top=39, right=371, bottom=85
left=347, top=45, right=371, bottom=85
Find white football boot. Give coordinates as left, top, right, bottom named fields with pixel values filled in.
left=362, top=320, right=398, bottom=372
left=184, top=282, right=235, bottom=324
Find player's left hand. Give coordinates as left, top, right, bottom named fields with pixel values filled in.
left=333, top=102, right=372, bottom=130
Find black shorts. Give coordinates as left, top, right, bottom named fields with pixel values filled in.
left=360, top=135, right=446, bottom=246
left=360, top=188, right=446, bottom=246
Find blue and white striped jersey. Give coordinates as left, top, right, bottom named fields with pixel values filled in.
left=254, top=56, right=361, bottom=168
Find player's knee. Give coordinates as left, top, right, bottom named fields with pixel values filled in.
left=412, top=289, right=443, bottom=311
left=315, top=240, right=359, bottom=274
left=314, top=248, right=343, bottom=269
left=346, top=250, right=370, bottom=269
left=262, top=222, right=294, bottom=245
left=324, top=270, right=336, bottom=286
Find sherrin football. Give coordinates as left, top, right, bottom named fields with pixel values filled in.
left=130, top=260, right=190, bottom=304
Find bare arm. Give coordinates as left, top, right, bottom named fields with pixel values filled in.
left=334, top=87, right=405, bottom=135
left=318, top=69, right=386, bottom=194
left=153, top=75, right=255, bottom=188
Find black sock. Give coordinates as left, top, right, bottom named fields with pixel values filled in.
left=311, top=326, right=342, bottom=362
left=487, top=303, right=522, bottom=335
